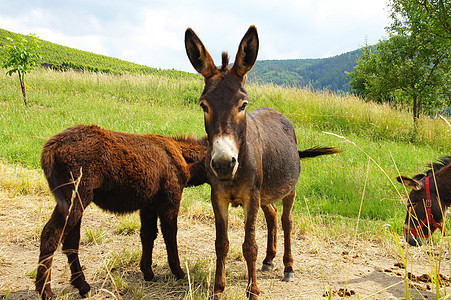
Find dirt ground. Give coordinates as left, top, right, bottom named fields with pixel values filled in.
left=1, top=191, right=450, bottom=300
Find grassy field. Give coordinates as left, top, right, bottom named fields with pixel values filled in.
left=1, top=68, right=450, bottom=224
left=1, top=68, right=451, bottom=299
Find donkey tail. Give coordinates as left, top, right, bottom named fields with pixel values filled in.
left=41, top=141, right=71, bottom=215
left=298, top=146, right=342, bottom=159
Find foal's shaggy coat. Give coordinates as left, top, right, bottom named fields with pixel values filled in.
left=36, top=124, right=207, bottom=299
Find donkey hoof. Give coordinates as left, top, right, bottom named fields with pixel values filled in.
left=144, top=274, right=157, bottom=282
left=77, top=281, right=91, bottom=297
left=261, top=263, right=274, bottom=272
left=143, top=270, right=156, bottom=282
left=38, top=289, right=54, bottom=300
left=246, top=288, right=261, bottom=299
left=283, top=271, right=294, bottom=282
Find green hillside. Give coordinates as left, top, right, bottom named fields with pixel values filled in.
left=0, top=28, right=197, bottom=78
left=248, top=49, right=362, bottom=92
left=1, top=28, right=362, bottom=92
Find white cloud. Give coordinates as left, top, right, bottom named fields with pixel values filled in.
left=0, top=0, right=391, bottom=72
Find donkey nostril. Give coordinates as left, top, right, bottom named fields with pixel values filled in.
left=230, top=157, right=236, bottom=168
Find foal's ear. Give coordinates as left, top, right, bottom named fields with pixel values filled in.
left=185, top=28, right=217, bottom=78
left=232, top=25, right=259, bottom=78
left=396, top=176, right=423, bottom=191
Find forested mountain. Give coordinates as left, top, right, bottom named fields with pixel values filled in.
left=1, top=28, right=361, bottom=92
left=248, top=49, right=362, bottom=93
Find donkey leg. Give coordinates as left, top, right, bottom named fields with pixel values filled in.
left=139, top=207, right=158, bottom=281
left=59, top=186, right=93, bottom=297
left=36, top=207, right=66, bottom=299
left=159, top=199, right=185, bottom=279
left=62, top=216, right=90, bottom=296
left=212, top=194, right=230, bottom=299
left=281, top=190, right=296, bottom=282
left=242, top=192, right=261, bottom=300
left=261, top=203, right=277, bottom=271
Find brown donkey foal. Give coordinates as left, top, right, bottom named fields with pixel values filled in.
left=36, top=124, right=207, bottom=299
left=185, top=26, right=340, bottom=299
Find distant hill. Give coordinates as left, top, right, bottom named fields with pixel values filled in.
left=1, top=28, right=360, bottom=92
left=248, top=49, right=362, bottom=93
left=0, top=28, right=195, bottom=78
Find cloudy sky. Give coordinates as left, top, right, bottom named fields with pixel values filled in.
left=0, top=0, right=391, bottom=73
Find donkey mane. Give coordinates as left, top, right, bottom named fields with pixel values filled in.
left=413, top=156, right=451, bottom=180
left=428, top=156, right=451, bottom=172
left=171, top=134, right=208, bottom=163
left=221, top=52, right=229, bottom=71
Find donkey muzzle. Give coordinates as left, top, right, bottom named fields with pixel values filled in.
left=404, top=231, right=424, bottom=246
left=210, top=137, right=239, bottom=180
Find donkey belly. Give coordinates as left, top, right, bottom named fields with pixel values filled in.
left=93, top=188, right=147, bottom=214
left=250, top=107, right=300, bottom=205
left=260, top=151, right=300, bottom=206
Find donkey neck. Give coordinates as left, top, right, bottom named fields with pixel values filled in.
left=234, top=114, right=264, bottom=180
left=436, top=164, right=451, bottom=207
left=173, top=136, right=208, bottom=164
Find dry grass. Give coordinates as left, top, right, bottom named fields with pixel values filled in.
left=1, top=158, right=450, bottom=299
left=0, top=160, right=49, bottom=197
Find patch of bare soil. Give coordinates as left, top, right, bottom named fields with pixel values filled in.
left=1, top=191, right=450, bottom=299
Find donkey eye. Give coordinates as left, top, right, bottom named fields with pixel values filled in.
left=200, top=103, right=209, bottom=113
left=239, top=102, right=248, bottom=112
left=406, top=201, right=418, bottom=209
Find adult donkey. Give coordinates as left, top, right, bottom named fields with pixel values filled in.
left=185, top=25, right=340, bottom=299
left=397, top=156, right=451, bottom=246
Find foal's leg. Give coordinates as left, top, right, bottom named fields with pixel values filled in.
left=242, top=191, right=261, bottom=300
left=36, top=206, right=67, bottom=300
left=62, top=216, right=90, bottom=296
left=36, top=187, right=90, bottom=299
left=281, top=189, right=296, bottom=282
left=61, top=188, right=92, bottom=296
left=158, top=195, right=185, bottom=279
left=261, top=203, right=277, bottom=271
left=139, top=206, right=158, bottom=281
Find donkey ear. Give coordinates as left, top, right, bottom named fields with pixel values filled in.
left=185, top=28, right=217, bottom=78
left=232, top=25, right=259, bottom=78
left=396, top=176, right=423, bottom=191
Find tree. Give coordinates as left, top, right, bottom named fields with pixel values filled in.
left=350, top=34, right=448, bottom=121
left=348, top=0, right=450, bottom=123
left=1, top=34, right=41, bottom=106
left=390, top=0, right=451, bottom=46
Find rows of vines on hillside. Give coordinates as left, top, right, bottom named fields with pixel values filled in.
left=0, top=28, right=198, bottom=79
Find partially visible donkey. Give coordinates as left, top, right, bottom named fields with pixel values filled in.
left=397, top=156, right=451, bottom=246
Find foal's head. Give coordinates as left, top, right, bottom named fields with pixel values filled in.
left=185, top=26, right=259, bottom=181
left=397, top=157, right=451, bottom=246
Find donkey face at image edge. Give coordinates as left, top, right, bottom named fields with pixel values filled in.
left=397, top=157, right=451, bottom=246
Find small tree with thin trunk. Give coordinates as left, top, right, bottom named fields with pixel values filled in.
left=1, top=34, right=41, bottom=106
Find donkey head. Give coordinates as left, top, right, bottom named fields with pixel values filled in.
left=397, top=174, right=445, bottom=246
left=185, top=26, right=259, bottom=181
